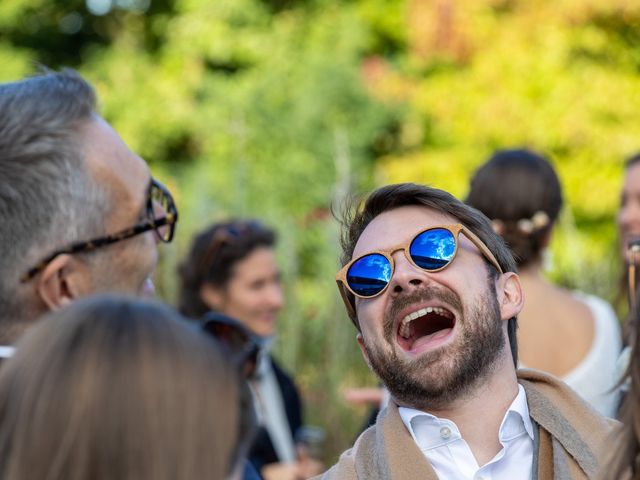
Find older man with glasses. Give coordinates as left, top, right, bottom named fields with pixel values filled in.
left=0, top=69, right=178, bottom=354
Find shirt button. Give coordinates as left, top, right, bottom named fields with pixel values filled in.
left=440, top=426, right=452, bottom=439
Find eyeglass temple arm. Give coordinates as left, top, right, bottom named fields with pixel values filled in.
left=461, top=227, right=503, bottom=274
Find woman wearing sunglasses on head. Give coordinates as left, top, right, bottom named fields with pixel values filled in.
left=467, top=148, right=622, bottom=418
left=178, top=220, right=322, bottom=480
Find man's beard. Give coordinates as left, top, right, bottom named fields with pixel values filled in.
left=362, top=283, right=505, bottom=411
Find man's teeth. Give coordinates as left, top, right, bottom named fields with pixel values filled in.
left=398, top=307, right=451, bottom=339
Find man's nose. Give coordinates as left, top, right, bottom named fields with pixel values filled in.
left=268, top=283, right=284, bottom=310
left=387, top=251, right=428, bottom=297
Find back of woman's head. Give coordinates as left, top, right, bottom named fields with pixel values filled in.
left=466, top=148, right=563, bottom=267
left=178, top=219, right=276, bottom=319
left=0, top=295, right=241, bottom=480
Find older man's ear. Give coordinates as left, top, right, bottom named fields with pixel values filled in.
left=496, top=272, right=524, bottom=322
left=37, top=254, right=88, bottom=310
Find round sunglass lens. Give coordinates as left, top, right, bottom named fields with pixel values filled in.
left=347, top=253, right=392, bottom=297
left=410, top=228, right=456, bottom=270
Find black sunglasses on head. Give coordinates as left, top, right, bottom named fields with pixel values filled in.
left=20, top=178, right=178, bottom=283
left=201, top=312, right=259, bottom=379
left=198, top=220, right=267, bottom=278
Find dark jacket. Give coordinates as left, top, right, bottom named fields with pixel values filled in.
left=248, top=357, right=303, bottom=475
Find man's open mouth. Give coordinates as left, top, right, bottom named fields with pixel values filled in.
left=396, top=306, right=455, bottom=351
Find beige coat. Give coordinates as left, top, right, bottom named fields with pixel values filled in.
left=317, top=369, right=617, bottom=480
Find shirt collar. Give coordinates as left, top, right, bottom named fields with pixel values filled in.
left=398, top=384, right=534, bottom=451
left=0, top=346, right=15, bottom=359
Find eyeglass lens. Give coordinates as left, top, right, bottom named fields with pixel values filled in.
left=149, top=183, right=172, bottom=241
left=346, top=228, right=457, bottom=297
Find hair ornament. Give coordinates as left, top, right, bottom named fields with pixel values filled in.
left=517, top=211, right=550, bottom=235
left=491, top=219, right=505, bottom=235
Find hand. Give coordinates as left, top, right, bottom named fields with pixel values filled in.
left=297, top=443, right=324, bottom=478
left=261, top=455, right=324, bottom=480
left=297, top=456, right=323, bottom=478
left=342, top=387, right=385, bottom=407
left=261, top=462, right=301, bottom=480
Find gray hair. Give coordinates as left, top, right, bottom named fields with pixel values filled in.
left=0, top=69, right=109, bottom=339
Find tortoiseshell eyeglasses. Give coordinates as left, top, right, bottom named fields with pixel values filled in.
left=20, top=178, right=178, bottom=283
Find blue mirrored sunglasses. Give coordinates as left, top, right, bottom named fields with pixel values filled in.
left=335, top=224, right=503, bottom=315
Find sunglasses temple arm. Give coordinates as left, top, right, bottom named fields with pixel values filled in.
left=336, top=280, right=356, bottom=319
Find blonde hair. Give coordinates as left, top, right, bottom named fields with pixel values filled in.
left=0, top=295, right=241, bottom=480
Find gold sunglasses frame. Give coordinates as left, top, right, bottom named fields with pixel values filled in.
left=335, top=223, right=503, bottom=317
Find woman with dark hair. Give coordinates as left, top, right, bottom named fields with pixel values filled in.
left=178, top=220, right=321, bottom=480
left=467, top=148, right=622, bottom=417
left=0, top=295, right=249, bottom=480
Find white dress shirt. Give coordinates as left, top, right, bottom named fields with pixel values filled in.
left=399, top=384, right=534, bottom=480
left=0, top=346, right=15, bottom=359
left=250, top=349, right=297, bottom=463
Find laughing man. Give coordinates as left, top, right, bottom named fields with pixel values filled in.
left=320, top=183, right=615, bottom=480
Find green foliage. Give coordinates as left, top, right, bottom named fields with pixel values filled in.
left=3, top=0, right=640, bottom=463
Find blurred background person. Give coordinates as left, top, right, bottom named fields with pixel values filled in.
left=618, top=153, right=640, bottom=328
left=467, top=148, right=622, bottom=417
left=178, top=219, right=322, bottom=480
left=598, top=290, right=640, bottom=479
left=0, top=295, right=249, bottom=480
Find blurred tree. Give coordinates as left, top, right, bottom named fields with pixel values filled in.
left=3, top=0, right=640, bottom=462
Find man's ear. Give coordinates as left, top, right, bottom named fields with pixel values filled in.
left=36, top=254, right=88, bottom=311
left=496, top=272, right=524, bottom=321
left=200, top=283, right=225, bottom=310
left=356, top=332, right=373, bottom=370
